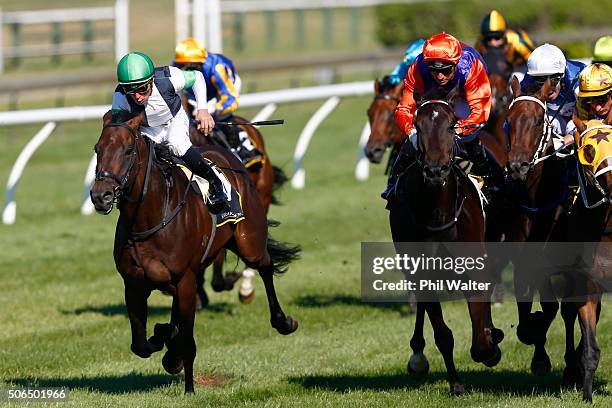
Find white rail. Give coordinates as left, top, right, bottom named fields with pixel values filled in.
left=1, top=81, right=374, bottom=224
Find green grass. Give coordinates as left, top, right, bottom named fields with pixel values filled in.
left=0, top=98, right=611, bottom=407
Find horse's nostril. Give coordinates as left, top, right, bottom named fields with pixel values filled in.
left=102, top=191, right=113, bottom=204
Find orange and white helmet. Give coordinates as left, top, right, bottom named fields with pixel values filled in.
left=422, top=33, right=462, bottom=67
left=175, top=37, right=208, bottom=64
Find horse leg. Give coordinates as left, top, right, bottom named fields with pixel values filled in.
left=425, top=301, right=463, bottom=395
left=239, top=267, right=256, bottom=304
left=467, top=300, right=503, bottom=367
left=561, top=300, right=579, bottom=387
left=211, top=250, right=242, bottom=292
left=124, top=283, right=164, bottom=358
left=196, top=268, right=209, bottom=309
left=577, top=295, right=601, bottom=403
left=530, top=280, right=558, bottom=376
left=172, top=272, right=198, bottom=393
left=407, top=302, right=429, bottom=380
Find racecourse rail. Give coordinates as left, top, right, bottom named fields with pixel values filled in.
left=0, top=81, right=373, bottom=225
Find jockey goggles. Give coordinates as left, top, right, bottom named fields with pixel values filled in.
left=585, top=92, right=611, bottom=106
left=533, top=73, right=564, bottom=87
left=427, top=62, right=456, bottom=75
left=122, top=81, right=150, bottom=95
left=179, top=63, right=202, bottom=71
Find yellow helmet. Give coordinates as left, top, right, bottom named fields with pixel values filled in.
left=480, top=10, right=507, bottom=39
left=175, top=37, right=208, bottom=64
left=578, top=63, right=612, bottom=97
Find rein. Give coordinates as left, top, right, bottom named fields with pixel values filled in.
left=508, top=95, right=555, bottom=167
left=97, top=122, right=194, bottom=241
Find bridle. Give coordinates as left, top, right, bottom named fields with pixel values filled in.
left=372, top=91, right=401, bottom=148
left=507, top=95, right=555, bottom=169
left=94, top=122, right=192, bottom=240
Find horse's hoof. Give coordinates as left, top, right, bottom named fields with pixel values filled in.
left=154, top=323, right=179, bottom=342
left=450, top=382, right=464, bottom=396
left=407, top=353, right=429, bottom=381
left=131, top=343, right=152, bottom=359
left=516, top=324, right=535, bottom=345
left=224, top=272, right=242, bottom=290
left=197, top=292, right=209, bottom=309
left=483, top=345, right=502, bottom=368
left=162, top=351, right=184, bottom=375
left=492, top=328, right=505, bottom=345
left=211, top=281, right=226, bottom=292
left=562, top=366, right=579, bottom=387
left=273, top=316, right=298, bottom=335
left=239, top=290, right=255, bottom=304
left=531, top=354, right=552, bottom=376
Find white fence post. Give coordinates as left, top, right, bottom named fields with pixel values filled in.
left=291, top=96, right=340, bottom=189
left=208, top=0, right=222, bottom=53
left=114, top=0, right=129, bottom=61
left=192, top=0, right=207, bottom=48
left=175, top=0, right=190, bottom=45
left=2, top=122, right=56, bottom=225
left=80, top=153, right=98, bottom=215
left=355, top=121, right=370, bottom=181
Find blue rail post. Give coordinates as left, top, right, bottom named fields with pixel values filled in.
left=233, top=13, right=244, bottom=51
left=322, top=9, right=332, bottom=48
left=295, top=9, right=305, bottom=49
left=265, top=11, right=276, bottom=50
left=11, top=23, right=21, bottom=66
left=52, top=22, right=62, bottom=64
left=83, top=20, right=94, bottom=61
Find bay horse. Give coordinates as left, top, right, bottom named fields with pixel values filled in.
left=365, top=76, right=404, bottom=172
left=184, top=96, right=288, bottom=308
left=491, top=77, right=572, bottom=376
left=552, top=116, right=612, bottom=402
left=90, top=111, right=299, bottom=394
left=388, top=86, right=503, bottom=395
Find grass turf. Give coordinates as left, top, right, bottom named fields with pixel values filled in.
left=0, top=97, right=610, bottom=407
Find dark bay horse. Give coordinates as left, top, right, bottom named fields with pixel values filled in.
left=389, top=87, right=503, bottom=395
left=183, top=97, right=288, bottom=307
left=491, top=77, right=571, bottom=375
left=365, top=76, right=404, bottom=171
left=90, top=111, right=299, bottom=393
left=551, top=117, right=612, bottom=402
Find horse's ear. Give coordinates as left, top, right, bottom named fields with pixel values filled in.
left=537, top=79, right=551, bottom=101
left=103, top=110, right=113, bottom=127
left=446, top=82, right=461, bottom=105
left=126, top=110, right=145, bottom=129
left=374, top=78, right=381, bottom=94
left=583, top=144, right=596, bottom=163
left=511, top=75, right=521, bottom=98
left=413, top=89, right=423, bottom=106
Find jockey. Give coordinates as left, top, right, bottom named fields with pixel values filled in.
left=475, top=10, right=536, bottom=79
left=173, top=38, right=262, bottom=166
left=593, top=36, right=612, bottom=67
left=111, top=51, right=231, bottom=216
left=519, top=43, right=586, bottom=141
left=383, top=32, right=494, bottom=200
left=574, top=63, right=612, bottom=123
left=387, top=39, right=426, bottom=86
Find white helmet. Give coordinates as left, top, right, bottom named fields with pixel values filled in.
left=527, top=43, right=566, bottom=76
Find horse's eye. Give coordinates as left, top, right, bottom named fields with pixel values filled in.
left=125, top=148, right=134, bottom=156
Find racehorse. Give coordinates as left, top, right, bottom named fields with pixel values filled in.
left=483, top=47, right=513, bottom=150
left=90, top=111, right=299, bottom=394
left=388, top=86, right=503, bottom=395
left=552, top=116, right=612, bottom=402
left=365, top=76, right=404, bottom=172
left=491, top=77, right=571, bottom=376
left=184, top=97, right=288, bottom=308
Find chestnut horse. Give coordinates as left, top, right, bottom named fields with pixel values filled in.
left=551, top=117, right=612, bottom=402
left=187, top=107, right=288, bottom=308
left=90, top=111, right=299, bottom=393
left=389, top=87, right=503, bottom=395
left=490, top=77, right=572, bottom=376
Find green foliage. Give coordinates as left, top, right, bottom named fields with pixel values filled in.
left=375, top=0, right=612, bottom=57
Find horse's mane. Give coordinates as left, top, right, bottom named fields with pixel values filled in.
left=379, top=75, right=398, bottom=93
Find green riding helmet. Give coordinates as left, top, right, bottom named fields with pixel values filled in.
left=117, top=52, right=154, bottom=85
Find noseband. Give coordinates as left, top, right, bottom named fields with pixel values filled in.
left=95, top=122, right=141, bottom=192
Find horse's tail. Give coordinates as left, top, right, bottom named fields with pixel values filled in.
left=266, top=219, right=301, bottom=275
left=270, top=165, right=288, bottom=205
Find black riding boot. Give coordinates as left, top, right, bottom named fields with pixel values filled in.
left=381, top=138, right=417, bottom=200
left=462, top=137, right=502, bottom=202
left=219, top=124, right=263, bottom=166
left=182, top=147, right=230, bottom=214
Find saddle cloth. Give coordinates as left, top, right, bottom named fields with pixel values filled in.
left=177, top=161, right=245, bottom=227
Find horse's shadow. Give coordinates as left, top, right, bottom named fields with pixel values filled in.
left=288, top=369, right=610, bottom=397
left=293, top=294, right=407, bottom=314
left=8, top=373, right=176, bottom=394
left=67, top=302, right=235, bottom=317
